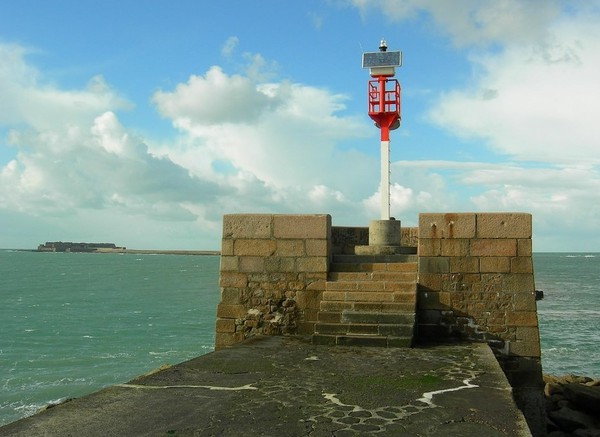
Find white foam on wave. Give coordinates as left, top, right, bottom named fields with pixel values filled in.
left=545, top=346, right=580, bottom=353
left=148, top=350, right=177, bottom=357
left=97, top=352, right=131, bottom=359
left=540, top=309, right=600, bottom=317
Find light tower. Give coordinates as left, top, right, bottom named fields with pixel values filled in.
left=362, top=39, right=402, bottom=220
left=358, top=39, right=403, bottom=254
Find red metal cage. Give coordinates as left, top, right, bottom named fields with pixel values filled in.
left=368, top=77, right=400, bottom=117
left=368, top=77, right=401, bottom=140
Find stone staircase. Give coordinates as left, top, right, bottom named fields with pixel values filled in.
left=312, top=253, right=418, bottom=347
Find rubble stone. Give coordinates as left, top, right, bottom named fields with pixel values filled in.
left=544, top=374, right=600, bottom=436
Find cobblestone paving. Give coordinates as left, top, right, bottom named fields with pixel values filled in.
left=238, top=343, right=485, bottom=435
left=151, top=337, right=515, bottom=436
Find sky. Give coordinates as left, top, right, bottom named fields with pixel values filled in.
left=1, top=0, right=600, bottom=251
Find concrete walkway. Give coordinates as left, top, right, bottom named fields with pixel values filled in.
left=0, top=336, right=531, bottom=436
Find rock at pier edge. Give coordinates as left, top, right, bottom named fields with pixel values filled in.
left=544, top=374, right=600, bottom=436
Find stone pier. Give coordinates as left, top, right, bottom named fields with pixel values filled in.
left=213, top=212, right=545, bottom=436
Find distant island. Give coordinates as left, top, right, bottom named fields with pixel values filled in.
left=37, top=242, right=126, bottom=252
left=36, top=242, right=219, bottom=255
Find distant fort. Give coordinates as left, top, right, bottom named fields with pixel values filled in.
left=37, top=242, right=126, bottom=253
left=36, top=242, right=218, bottom=256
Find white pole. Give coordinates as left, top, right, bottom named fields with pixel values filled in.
left=380, top=139, right=390, bottom=220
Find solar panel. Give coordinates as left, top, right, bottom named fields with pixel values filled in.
left=362, top=51, right=402, bottom=68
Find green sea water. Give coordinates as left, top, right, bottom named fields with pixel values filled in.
left=0, top=250, right=220, bottom=426
left=0, top=250, right=599, bottom=426
left=534, top=253, right=600, bottom=379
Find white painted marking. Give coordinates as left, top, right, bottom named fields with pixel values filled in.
left=323, top=393, right=364, bottom=412
left=418, top=378, right=479, bottom=406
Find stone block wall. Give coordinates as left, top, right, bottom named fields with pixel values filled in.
left=215, top=212, right=541, bottom=361
left=331, top=226, right=368, bottom=254
left=215, top=214, right=331, bottom=349
left=416, top=212, right=539, bottom=358
left=214, top=212, right=544, bottom=434
left=416, top=212, right=544, bottom=435
left=402, top=227, right=419, bottom=248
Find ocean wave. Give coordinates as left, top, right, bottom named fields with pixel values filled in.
left=539, top=309, right=600, bottom=316
left=13, top=401, right=46, bottom=415
left=14, top=377, right=90, bottom=391
left=545, top=347, right=580, bottom=353
left=97, top=352, right=132, bottom=359
left=148, top=351, right=178, bottom=357
left=8, top=396, right=68, bottom=416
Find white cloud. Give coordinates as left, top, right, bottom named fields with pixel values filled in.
left=2, top=110, right=224, bottom=217
left=0, top=45, right=130, bottom=131
left=361, top=173, right=448, bottom=224
left=151, top=68, right=371, bottom=194
left=350, top=0, right=561, bottom=47
left=308, top=184, right=346, bottom=204
left=363, top=182, right=413, bottom=216
left=392, top=159, right=600, bottom=250
left=241, top=53, right=279, bottom=83
left=221, top=36, right=239, bottom=57
left=308, top=12, right=324, bottom=30
left=152, top=66, right=277, bottom=126
left=429, top=15, right=600, bottom=164
left=219, top=37, right=280, bottom=83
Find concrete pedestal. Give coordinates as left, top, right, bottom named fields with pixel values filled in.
left=368, top=219, right=400, bottom=246
left=354, top=219, right=414, bottom=255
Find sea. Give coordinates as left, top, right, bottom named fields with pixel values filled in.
left=0, top=250, right=598, bottom=426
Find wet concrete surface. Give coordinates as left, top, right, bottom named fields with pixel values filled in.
left=0, top=336, right=532, bottom=436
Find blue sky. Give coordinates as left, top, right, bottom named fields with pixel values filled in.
left=1, top=1, right=599, bottom=251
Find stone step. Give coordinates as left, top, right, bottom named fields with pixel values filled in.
left=333, top=254, right=418, bottom=264
left=322, top=290, right=416, bottom=303
left=328, top=270, right=417, bottom=282
left=325, top=280, right=417, bottom=293
left=315, top=322, right=414, bottom=337
left=318, top=311, right=344, bottom=323
left=330, top=261, right=417, bottom=273
left=319, top=301, right=416, bottom=313
left=354, top=245, right=417, bottom=256
left=312, top=334, right=413, bottom=348
left=317, top=310, right=415, bottom=325
left=312, top=251, right=418, bottom=349
left=342, top=311, right=415, bottom=325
